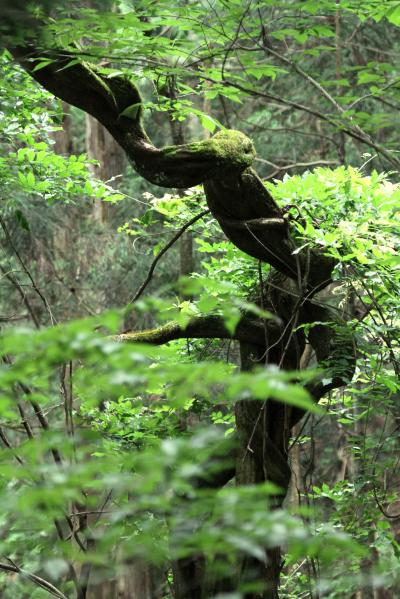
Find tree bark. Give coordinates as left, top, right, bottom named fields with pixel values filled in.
left=10, top=41, right=357, bottom=598
left=85, top=114, right=125, bottom=223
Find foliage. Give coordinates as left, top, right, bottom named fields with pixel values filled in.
left=1, top=165, right=399, bottom=596
left=0, top=307, right=354, bottom=598
left=1, top=1, right=400, bottom=598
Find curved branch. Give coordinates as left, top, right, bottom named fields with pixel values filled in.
left=205, top=169, right=335, bottom=292
left=0, top=561, right=68, bottom=599
left=11, top=47, right=255, bottom=188
left=11, top=45, right=335, bottom=288
left=131, top=209, right=210, bottom=303
left=117, top=305, right=355, bottom=417
left=116, top=314, right=281, bottom=347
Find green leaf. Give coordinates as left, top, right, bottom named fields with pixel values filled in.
left=32, top=59, right=54, bottom=72
left=119, top=103, right=141, bottom=120
left=385, top=4, right=400, bottom=26
left=14, top=209, right=30, bottom=231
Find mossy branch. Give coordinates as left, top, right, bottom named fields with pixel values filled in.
left=11, top=47, right=255, bottom=187
left=11, top=45, right=335, bottom=287
left=115, top=315, right=281, bottom=347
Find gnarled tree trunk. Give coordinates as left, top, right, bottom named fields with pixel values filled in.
left=11, top=40, right=356, bottom=598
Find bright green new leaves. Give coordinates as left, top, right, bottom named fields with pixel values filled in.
left=0, top=306, right=325, bottom=596
left=267, top=166, right=400, bottom=270
left=0, top=305, right=314, bottom=413
left=0, top=51, right=123, bottom=211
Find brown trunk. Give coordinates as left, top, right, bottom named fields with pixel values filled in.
left=53, top=101, right=73, bottom=156
left=167, top=100, right=194, bottom=282
left=86, top=577, right=118, bottom=599
left=172, top=556, right=205, bottom=599
left=230, top=274, right=313, bottom=598
left=52, top=101, right=73, bottom=257
left=288, top=423, right=301, bottom=507
left=179, top=231, right=193, bottom=278
left=85, top=114, right=125, bottom=223
left=120, top=560, right=163, bottom=598
left=84, top=557, right=163, bottom=598
left=335, top=0, right=346, bottom=164
left=234, top=341, right=293, bottom=598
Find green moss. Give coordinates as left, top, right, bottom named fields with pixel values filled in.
left=210, top=130, right=255, bottom=165
left=161, top=129, right=255, bottom=177
left=129, top=128, right=256, bottom=188
left=162, top=129, right=254, bottom=164
left=115, top=322, right=179, bottom=344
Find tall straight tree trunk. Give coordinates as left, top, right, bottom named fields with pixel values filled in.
left=51, top=102, right=75, bottom=319
left=53, top=101, right=73, bottom=264
left=85, top=114, right=125, bottom=223
left=53, top=101, right=74, bottom=156
left=166, top=84, right=194, bottom=281
left=86, top=561, right=163, bottom=599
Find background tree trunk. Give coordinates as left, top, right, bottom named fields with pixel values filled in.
left=85, top=114, right=125, bottom=223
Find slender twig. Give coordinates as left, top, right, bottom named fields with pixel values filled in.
left=0, top=560, right=68, bottom=599
left=263, top=45, right=345, bottom=115
left=372, top=479, right=400, bottom=520
left=244, top=222, right=298, bottom=278
left=288, top=414, right=312, bottom=452
left=256, top=158, right=339, bottom=179
left=77, top=490, right=112, bottom=595
left=220, top=0, right=252, bottom=81
left=0, top=215, right=55, bottom=324
left=348, top=77, right=400, bottom=109
left=60, top=362, right=74, bottom=436
left=0, top=427, right=24, bottom=464
left=0, top=264, right=40, bottom=328
left=255, top=158, right=337, bottom=170
left=1, top=356, right=87, bottom=554
left=130, top=209, right=210, bottom=303
left=0, top=313, right=28, bottom=322
left=197, top=74, right=400, bottom=168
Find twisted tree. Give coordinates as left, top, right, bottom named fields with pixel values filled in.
left=9, top=41, right=356, bottom=598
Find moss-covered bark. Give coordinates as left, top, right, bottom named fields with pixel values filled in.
left=11, top=44, right=356, bottom=599
left=115, top=314, right=280, bottom=347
